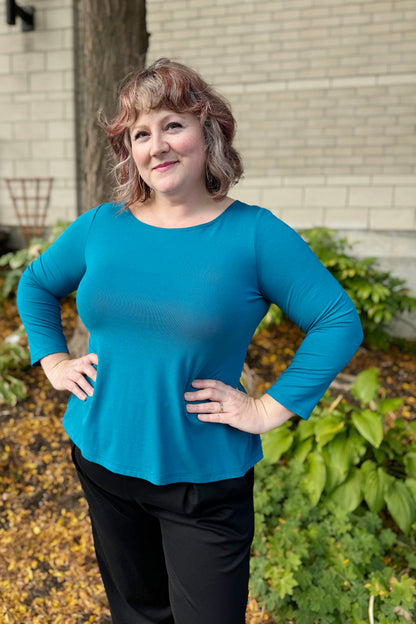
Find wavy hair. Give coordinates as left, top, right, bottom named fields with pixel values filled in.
left=100, top=58, right=244, bottom=207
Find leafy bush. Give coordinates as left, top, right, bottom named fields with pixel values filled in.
left=0, top=221, right=69, bottom=300
left=302, top=228, right=416, bottom=346
left=0, top=339, right=30, bottom=405
left=257, top=228, right=416, bottom=346
left=251, top=369, right=416, bottom=622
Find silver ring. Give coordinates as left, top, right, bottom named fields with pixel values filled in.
left=219, top=402, right=224, bottom=413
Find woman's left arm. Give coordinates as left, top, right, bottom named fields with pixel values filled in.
left=185, top=380, right=293, bottom=434
left=185, top=209, right=363, bottom=431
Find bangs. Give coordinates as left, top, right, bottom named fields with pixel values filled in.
left=121, top=63, right=209, bottom=128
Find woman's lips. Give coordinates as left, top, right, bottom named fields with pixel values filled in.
left=153, top=161, right=177, bottom=172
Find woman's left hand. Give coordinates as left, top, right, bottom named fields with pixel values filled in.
left=184, top=379, right=293, bottom=434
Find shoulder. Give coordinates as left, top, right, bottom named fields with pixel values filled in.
left=229, top=200, right=296, bottom=236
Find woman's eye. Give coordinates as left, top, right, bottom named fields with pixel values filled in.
left=166, top=122, right=182, bottom=130
left=133, top=130, right=148, bottom=141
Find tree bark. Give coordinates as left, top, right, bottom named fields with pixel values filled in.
left=70, top=1, right=148, bottom=357
left=82, top=0, right=148, bottom=210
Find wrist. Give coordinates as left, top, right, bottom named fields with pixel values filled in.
left=257, top=393, right=294, bottom=432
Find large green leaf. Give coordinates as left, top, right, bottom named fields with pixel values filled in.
left=351, top=409, right=384, bottom=448
left=261, top=424, right=294, bottom=464
left=292, top=437, right=314, bottom=463
left=301, top=451, right=326, bottom=506
left=405, top=478, right=416, bottom=501
left=385, top=480, right=416, bottom=534
left=322, top=432, right=353, bottom=493
left=313, top=414, right=345, bottom=449
left=329, top=468, right=363, bottom=512
left=350, top=369, right=379, bottom=404
left=295, top=417, right=316, bottom=443
left=404, top=451, right=416, bottom=479
left=360, top=460, right=387, bottom=513
left=379, top=397, right=403, bottom=415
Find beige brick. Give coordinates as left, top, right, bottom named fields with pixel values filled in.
left=0, top=102, right=29, bottom=121
left=31, top=101, right=65, bottom=121
left=46, top=50, right=73, bottom=71
left=0, top=123, right=13, bottom=140
left=33, top=140, right=66, bottom=159
left=47, top=120, right=74, bottom=139
left=29, top=71, right=64, bottom=92
left=304, top=187, right=347, bottom=207
left=324, top=208, right=369, bottom=229
left=280, top=208, right=325, bottom=229
left=394, top=187, right=416, bottom=206
left=262, top=187, right=303, bottom=208
left=0, top=54, right=10, bottom=74
left=49, top=159, right=76, bottom=179
left=349, top=187, right=393, bottom=208
left=14, top=122, right=47, bottom=140
left=12, top=52, right=46, bottom=73
left=14, top=160, right=49, bottom=177
left=370, top=209, right=415, bottom=230
left=0, top=73, right=28, bottom=93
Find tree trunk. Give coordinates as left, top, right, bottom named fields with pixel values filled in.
left=69, top=1, right=148, bottom=357
left=82, top=0, right=148, bottom=209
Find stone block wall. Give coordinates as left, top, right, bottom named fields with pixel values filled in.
left=147, top=0, right=416, bottom=308
left=0, top=0, right=77, bottom=239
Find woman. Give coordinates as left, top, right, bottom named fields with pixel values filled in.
left=17, top=58, right=363, bottom=624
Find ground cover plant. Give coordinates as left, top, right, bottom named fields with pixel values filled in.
left=0, top=226, right=415, bottom=622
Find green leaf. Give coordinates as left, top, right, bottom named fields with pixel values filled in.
left=379, top=397, right=404, bottom=415
left=295, top=417, right=316, bottom=442
left=329, top=467, right=363, bottom=512
left=351, top=409, right=384, bottom=448
left=404, top=451, right=416, bottom=479
left=405, top=478, right=416, bottom=501
left=409, top=422, right=416, bottom=437
left=292, top=437, right=314, bottom=463
left=261, top=424, right=294, bottom=464
left=351, top=369, right=380, bottom=404
left=384, top=480, right=416, bottom=534
left=301, top=451, right=326, bottom=506
left=322, top=432, right=354, bottom=493
left=361, top=460, right=387, bottom=513
left=313, top=414, right=345, bottom=449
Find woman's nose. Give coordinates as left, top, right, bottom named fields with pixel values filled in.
left=150, top=132, right=169, bottom=157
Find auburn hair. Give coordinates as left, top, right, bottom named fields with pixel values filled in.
left=100, top=58, right=244, bottom=207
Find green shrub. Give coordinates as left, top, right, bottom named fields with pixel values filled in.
left=251, top=369, right=416, bottom=622
left=0, top=221, right=69, bottom=300
left=256, top=228, right=416, bottom=347
left=0, top=340, right=30, bottom=405
left=302, top=228, right=416, bottom=347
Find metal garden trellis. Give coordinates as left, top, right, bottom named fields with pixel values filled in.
left=5, top=178, right=54, bottom=245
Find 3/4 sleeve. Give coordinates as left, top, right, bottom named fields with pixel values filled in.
left=16, top=207, right=99, bottom=366
left=254, top=209, right=363, bottom=419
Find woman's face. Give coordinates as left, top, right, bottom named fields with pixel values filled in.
left=129, top=108, right=207, bottom=202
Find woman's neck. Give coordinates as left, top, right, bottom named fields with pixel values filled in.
left=130, top=194, right=234, bottom=229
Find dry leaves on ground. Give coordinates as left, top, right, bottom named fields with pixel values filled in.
left=1, top=299, right=415, bottom=623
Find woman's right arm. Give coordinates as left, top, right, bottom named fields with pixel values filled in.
left=17, top=207, right=100, bottom=386
left=40, top=352, right=98, bottom=401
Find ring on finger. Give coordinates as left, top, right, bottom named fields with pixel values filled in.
left=219, top=402, right=224, bottom=413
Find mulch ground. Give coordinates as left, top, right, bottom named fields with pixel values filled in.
left=1, top=297, right=415, bottom=624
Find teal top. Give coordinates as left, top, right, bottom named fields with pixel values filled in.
left=17, top=201, right=363, bottom=484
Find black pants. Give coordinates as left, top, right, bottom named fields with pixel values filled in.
left=71, top=444, right=254, bottom=624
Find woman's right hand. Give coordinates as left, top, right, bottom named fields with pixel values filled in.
left=40, top=352, right=98, bottom=401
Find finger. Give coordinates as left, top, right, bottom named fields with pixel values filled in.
left=69, top=372, right=94, bottom=398
left=65, top=379, right=89, bottom=401
left=191, top=379, right=225, bottom=390
left=85, top=353, right=98, bottom=366
left=186, top=401, right=223, bottom=414
left=184, top=388, right=223, bottom=402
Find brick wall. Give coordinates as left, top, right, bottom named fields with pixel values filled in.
left=0, top=0, right=77, bottom=237
left=147, top=0, right=416, bottom=310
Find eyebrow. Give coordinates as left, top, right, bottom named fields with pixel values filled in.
left=130, top=112, right=184, bottom=135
